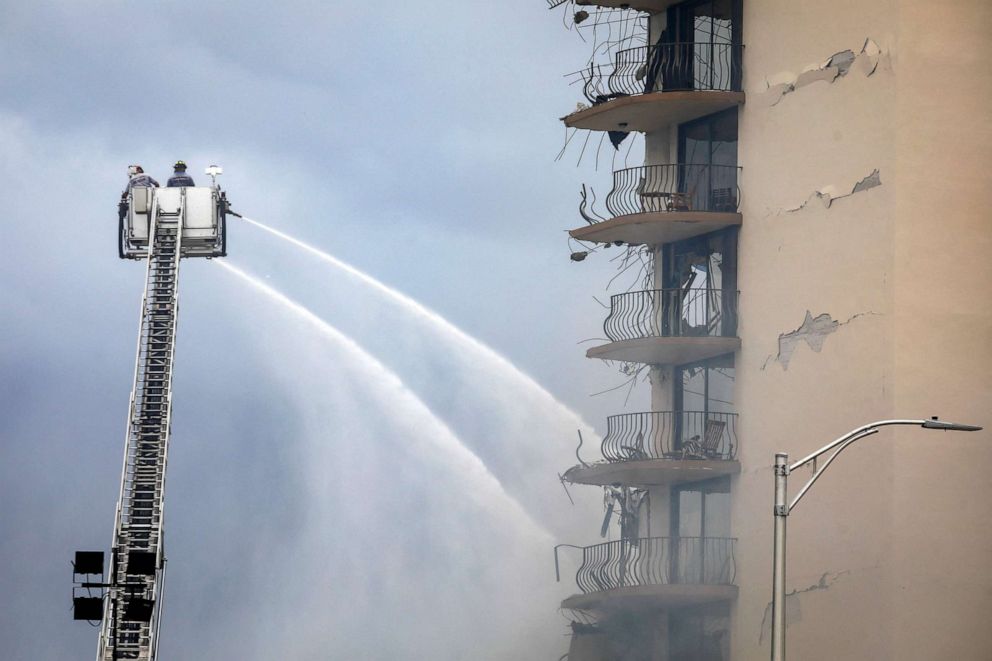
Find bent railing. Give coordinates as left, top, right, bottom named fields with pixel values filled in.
left=575, top=537, right=737, bottom=593
left=601, top=163, right=742, bottom=218
left=603, top=288, right=739, bottom=341
left=601, top=410, right=738, bottom=461
left=583, top=42, right=743, bottom=103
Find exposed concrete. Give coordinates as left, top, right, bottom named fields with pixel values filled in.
left=794, top=65, right=840, bottom=90
left=776, top=312, right=841, bottom=368
left=851, top=169, right=882, bottom=194
left=827, top=49, right=856, bottom=76
left=760, top=39, right=886, bottom=107
left=762, top=311, right=881, bottom=370
left=758, top=571, right=851, bottom=644
left=786, top=169, right=882, bottom=212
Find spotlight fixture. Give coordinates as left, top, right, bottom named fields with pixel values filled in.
left=73, top=551, right=105, bottom=575
left=73, top=597, right=105, bottom=621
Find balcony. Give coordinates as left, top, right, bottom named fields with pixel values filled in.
left=587, top=288, right=740, bottom=365
left=561, top=536, right=738, bottom=611
left=564, top=411, right=740, bottom=486
left=574, top=163, right=742, bottom=246
left=565, top=42, right=744, bottom=133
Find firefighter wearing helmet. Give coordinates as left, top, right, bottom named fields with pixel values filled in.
left=167, top=160, right=196, bottom=188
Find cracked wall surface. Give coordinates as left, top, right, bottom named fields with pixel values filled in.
left=786, top=169, right=882, bottom=212
left=761, top=38, right=887, bottom=107
left=763, top=311, right=881, bottom=370
left=759, top=571, right=850, bottom=644
left=731, top=3, right=992, bottom=659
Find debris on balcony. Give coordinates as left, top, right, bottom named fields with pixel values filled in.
left=564, top=411, right=739, bottom=469
left=604, top=288, right=738, bottom=342
left=601, top=485, right=648, bottom=539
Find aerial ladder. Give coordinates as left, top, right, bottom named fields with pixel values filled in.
left=72, top=166, right=233, bottom=660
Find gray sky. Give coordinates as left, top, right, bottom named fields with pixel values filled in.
left=0, top=2, right=650, bottom=658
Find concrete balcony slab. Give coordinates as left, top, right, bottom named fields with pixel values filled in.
left=570, top=211, right=741, bottom=246
left=562, top=584, right=738, bottom=613
left=587, top=336, right=740, bottom=366
left=563, top=458, right=740, bottom=487
left=564, top=91, right=744, bottom=134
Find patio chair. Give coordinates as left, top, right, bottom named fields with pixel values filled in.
left=710, top=187, right=737, bottom=212
left=682, top=420, right=727, bottom=459
left=668, top=191, right=692, bottom=211
left=620, top=432, right=649, bottom=461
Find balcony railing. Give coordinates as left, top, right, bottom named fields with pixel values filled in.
left=575, top=536, right=737, bottom=593
left=603, top=288, right=739, bottom=342
left=602, top=410, right=738, bottom=461
left=583, top=42, right=743, bottom=104
left=600, top=164, right=742, bottom=218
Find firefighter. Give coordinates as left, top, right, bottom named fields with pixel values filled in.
left=166, top=160, right=196, bottom=187
left=124, top=165, right=159, bottom=192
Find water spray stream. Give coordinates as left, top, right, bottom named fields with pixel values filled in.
left=214, top=260, right=551, bottom=540
left=239, top=217, right=598, bottom=437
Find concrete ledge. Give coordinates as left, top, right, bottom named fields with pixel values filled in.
left=563, top=459, right=740, bottom=487
left=570, top=211, right=742, bottom=246
left=564, top=91, right=745, bottom=134
left=562, top=583, right=738, bottom=613
left=586, top=336, right=740, bottom=366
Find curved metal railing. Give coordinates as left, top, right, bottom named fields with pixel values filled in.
left=603, top=288, right=739, bottom=341
left=601, top=410, right=738, bottom=461
left=575, top=536, right=737, bottom=593
left=583, top=42, right=743, bottom=103
left=602, top=163, right=742, bottom=218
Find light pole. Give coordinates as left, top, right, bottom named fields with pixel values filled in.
left=770, top=417, right=982, bottom=661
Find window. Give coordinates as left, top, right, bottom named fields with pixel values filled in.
left=676, top=354, right=735, bottom=417
left=672, top=477, right=731, bottom=539
left=679, top=108, right=739, bottom=212
left=670, top=477, right=732, bottom=584
left=672, top=354, right=736, bottom=456
left=665, top=0, right=742, bottom=91
left=662, top=228, right=739, bottom=337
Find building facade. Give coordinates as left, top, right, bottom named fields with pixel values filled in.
left=549, top=1, right=992, bottom=659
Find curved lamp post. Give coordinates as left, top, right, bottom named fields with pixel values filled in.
left=771, top=417, right=982, bottom=661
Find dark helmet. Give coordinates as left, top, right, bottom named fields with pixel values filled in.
left=173, top=160, right=187, bottom=172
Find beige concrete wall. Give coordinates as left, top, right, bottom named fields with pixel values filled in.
left=730, top=0, right=992, bottom=659
left=889, top=2, right=992, bottom=658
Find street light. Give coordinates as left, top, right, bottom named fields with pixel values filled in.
left=770, top=416, right=982, bottom=661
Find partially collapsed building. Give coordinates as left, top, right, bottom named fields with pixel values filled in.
left=548, top=1, right=992, bottom=658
